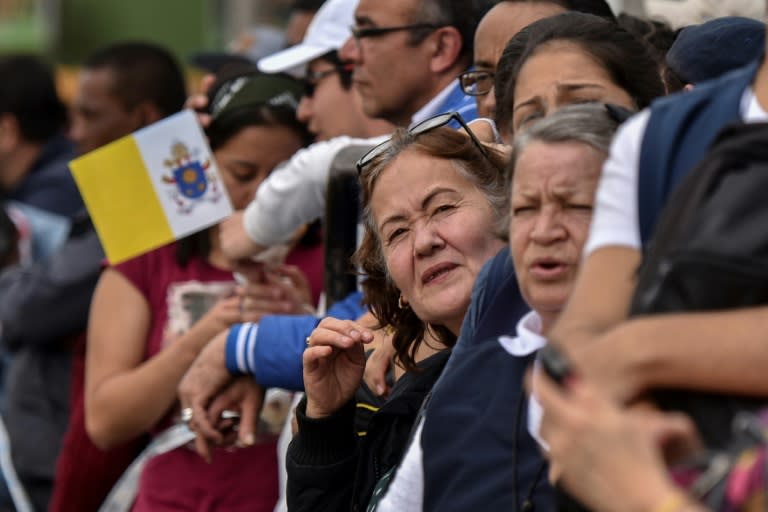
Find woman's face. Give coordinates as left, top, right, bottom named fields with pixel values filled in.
left=215, top=124, right=304, bottom=210
left=370, top=150, right=505, bottom=334
left=510, top=41, right=635, bottom=135
left=509, top=140, right=603, bottom=331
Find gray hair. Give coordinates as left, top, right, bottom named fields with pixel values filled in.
left=499, top=103, right=627, bottom=236
left=510, top=102, right=624, bottom=171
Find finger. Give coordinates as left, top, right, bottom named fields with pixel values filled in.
left=303, top=345, right=333, bottom=375
left=238, top=388, right=263, bottom=446
left=192, top=400, right=223, bottom=445
left=194, top=431, right=213, bottom=463
left=315, top=318, right=375, bottom=344
left=276, top=265, right=311, bottom=291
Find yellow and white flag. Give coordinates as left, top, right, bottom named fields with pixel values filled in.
left=70, top=110, right=233, bottom=264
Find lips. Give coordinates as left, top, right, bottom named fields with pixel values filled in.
left=421, top=262, right=458, bottom=285
left=529, top=258, right=569, bottom=280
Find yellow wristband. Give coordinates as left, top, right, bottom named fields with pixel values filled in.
left=651, top=490, right=688, bottom=512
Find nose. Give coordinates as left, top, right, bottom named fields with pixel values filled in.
left=530, top=207, right=566, bottom=245
left=479, top=86, right=496, bottom=120
left=68, top=117, right=86, bottom=153
left=339, top=36, right=360, bottom=64
left=413, top=221, right=445, bottom=257
left=296, top=95, right=313, bottom=124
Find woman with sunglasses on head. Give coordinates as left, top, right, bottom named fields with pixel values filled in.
left=84, top=70, right=320, bottom=512
left=286, top=113, right=507, bottom=512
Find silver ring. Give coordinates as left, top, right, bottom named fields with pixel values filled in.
left=180, top=407, right=193, bottom=423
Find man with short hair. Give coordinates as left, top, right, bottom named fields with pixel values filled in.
left=0, top=55, right=81, bottom=218
left=0, top=42, right=187, bottom=512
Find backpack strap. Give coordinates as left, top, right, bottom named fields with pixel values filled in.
left=637, top=62, right=759, bottom=245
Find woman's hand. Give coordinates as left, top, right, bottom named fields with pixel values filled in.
left=531, top=369, right=701, bottom=512
left=303, top=318, right=374, bottom=419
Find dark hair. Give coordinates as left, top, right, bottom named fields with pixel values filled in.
left=84, top=41, right=187, bottom=118
left=617, top=13, right=683, bottom=93
left=355, top=126, right=507, bottom=372
left=551, top=0, right=615, bottom=19
left=494, top=12, right=665, bottom=133
left=317, top=50, right=353, bottom=90
left=291, top=0, right=325, bottom=12
left=176, top=71, right=312, bottom=267
left=409, top=0, right=498, bottom=66
left=0, top=55, right=67, bottom=142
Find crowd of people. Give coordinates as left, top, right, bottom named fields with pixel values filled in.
left=0, top=0, right=766, bottom=511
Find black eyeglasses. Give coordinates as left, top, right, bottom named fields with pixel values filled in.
left=356, top=111, right=490, bottom=174
left=459, top=69, right=495, bottom=97
left=350, top=23, right=442, bottom=40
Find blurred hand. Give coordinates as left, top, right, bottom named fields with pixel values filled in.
left=531, top=369, right=700, bottom=512
left=205, top=376, right=266, bottom=451
left=220, top=212, right=262, bottom=261
left=197, top=295, right=242, bottom=336
left=236, top=264, right=314, bottom=322
left=178, top=331, right=237, bottom=461
left=186, top=73, right=216, bottom=129
left=303, top=318, right=374, bottom=419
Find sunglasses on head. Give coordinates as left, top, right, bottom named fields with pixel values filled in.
left=356, top=111, right=490, bottom=175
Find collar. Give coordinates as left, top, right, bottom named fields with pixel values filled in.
left=497, top=310, right=547, bottom=357
left=409, top=79, right=461, bottom=126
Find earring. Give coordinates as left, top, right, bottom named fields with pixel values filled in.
left=398, top=295, right=408, bottom=309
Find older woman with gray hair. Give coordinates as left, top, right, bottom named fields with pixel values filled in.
left=375, top=102, right=630, bottom=512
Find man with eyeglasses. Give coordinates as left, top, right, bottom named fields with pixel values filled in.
left=339, top=0, right=494, bottom=127
left=461, top=0, right=567, bottom=119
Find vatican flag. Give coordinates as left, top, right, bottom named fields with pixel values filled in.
left=70, top=110, right=233, bottom=264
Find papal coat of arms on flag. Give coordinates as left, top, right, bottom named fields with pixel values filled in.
left=69, top=110, right=233, bottom=264
left=161, top=141, right=222, bottom=213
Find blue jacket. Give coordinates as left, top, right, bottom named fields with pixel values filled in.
left=8, top=134, right=83, bottom=219
left=226, top=292, right=366, bottom=390
left=637, top=61, right=759, bottom=244
left=421, top=246, right=550, bottom=511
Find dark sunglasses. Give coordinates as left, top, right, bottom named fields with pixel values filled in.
left=303, top=65, right=352, bottom=97
left=356, top=111, right=490, bottom=174
left=350, top=23, right=442, bottom=40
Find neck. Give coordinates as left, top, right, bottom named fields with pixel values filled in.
left=362, top=117, right=395, bottom=138
left=390, top=71, right=462, bottom=127
left=754, top=53, right=768, bottom=111
left=1, top=141, right=42, bottom=191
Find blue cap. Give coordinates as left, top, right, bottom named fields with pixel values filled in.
left=666, top=16, right=765, bottom=85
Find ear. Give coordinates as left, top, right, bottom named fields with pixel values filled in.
left=133, top=101, right=165, bottom=128
left=0, top=114, right=21, bottom=153
left=427, top=26, right=464, bottom=75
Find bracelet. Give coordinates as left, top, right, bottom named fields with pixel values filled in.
left=650, top=490, right=688, bottom=512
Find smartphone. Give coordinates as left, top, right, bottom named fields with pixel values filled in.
left=539, top=344, right=573, bottom=387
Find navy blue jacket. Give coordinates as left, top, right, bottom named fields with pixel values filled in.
left=422, top=246, right=551, bottom=511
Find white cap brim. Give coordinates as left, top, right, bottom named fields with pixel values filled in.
left=257, top=44, right=333, bottom=76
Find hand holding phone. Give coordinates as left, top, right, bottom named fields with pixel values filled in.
left=539, top=344, right=574, bottom=387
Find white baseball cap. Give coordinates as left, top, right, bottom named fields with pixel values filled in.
left=258, top=0, right=359, bottom=76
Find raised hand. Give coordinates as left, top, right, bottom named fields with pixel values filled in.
left=303, top=318, right=374, bottom=419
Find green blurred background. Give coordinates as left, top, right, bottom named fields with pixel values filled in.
left=0, top=0, right=293, bottom=98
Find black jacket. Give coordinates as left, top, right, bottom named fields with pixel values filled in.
left=287, top=350, right=450, bottom=512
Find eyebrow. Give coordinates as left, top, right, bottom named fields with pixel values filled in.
left=354, top=15, right=375, bottom=26
left=513, top=83, right=607, bottom=113
left=378, top=187, right=459, bottom=232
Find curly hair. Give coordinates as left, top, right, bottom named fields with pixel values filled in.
left=354, top=125, right=508, bottom=372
